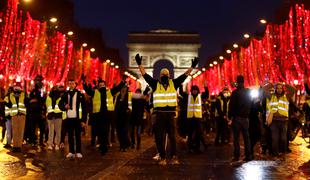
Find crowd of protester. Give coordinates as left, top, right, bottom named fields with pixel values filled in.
left=0, top=55, right=309, bottom=166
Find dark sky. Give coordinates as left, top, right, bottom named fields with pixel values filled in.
left=72, top=0, right=284, bottom=66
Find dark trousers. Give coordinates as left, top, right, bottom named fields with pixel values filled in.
left=107, top=111, right=116, bottom=143
left=61, top=119, right=66, bottom=144
left=215, top=117, right=229, bottom=144
left=130, top=124, right=142, bottom=149
left=29, top=114, right=45, bottom=144
left=270, top=120, right=288, bottom=155
left=232, top=117, right=251, bottom=159
left=188, top=118, right=206, bottom=151
left=155, top=112, right=177, bottom=159
left=97, top=113, right=109, bottom=153
left=90, top=114, right=101, bottom=146
left=66, top=118, right=82, bottom=153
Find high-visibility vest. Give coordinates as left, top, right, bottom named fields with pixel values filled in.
left=269, top=94, right=289, bottom=117
left=93, top=89, right=101, bottom=113
left=215, top=96, right=229, bottom=117
left=106, top=90, right=115, bottom=111
left=307, top=100, right=310, bottom=108
left=187, top=94, right=202, bottom=118
left=266, top=98, right=271, bottom=115
left=4, top=96, right=11, bottom=117
left=46, top=96, right=62, bottom=114
left=153, top=79, right=177, bottom=108
left=10, top=92, right=26, bottom=116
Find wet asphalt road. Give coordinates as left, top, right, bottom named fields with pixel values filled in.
left=0, top=133, right=309, bottom=180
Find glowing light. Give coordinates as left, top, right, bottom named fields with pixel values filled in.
left=21, top=32, right=25, bottom=36
left=115, top=65, right=119, bottom=69
left=219, top=56, right=224, bottom=60
left=30, top=80, right=34, bottom=85
left=23, top=0, right=32, bottom=3
left=260, top=19, right=267, bottom=24
left=110, top=62, right=115, bottom=66
left=226, top=49, right=232, bottom=54
left=82, top=43, right=87, bottom=47
left=49, top=17, right=58, bottom=23
left=0, top=18, right=2, bottom=23
left=250, top=89, right=259, bottom=98
left=233, top=43, right=239, bottom=48
left=0, top=74, right=3, bottom=79
left=16, top=76, right=21, bottom=82
left=209, top=64, right=213, bottom=67
left=202, top=68, right=206, bottom=71
left=213, top=61, right=218, bottom=65
left=67, top=31, right=74, bottom=36
left=106, top=59, right=110, bottom=63
left=90, top=48, right=95, bottom=52
left=243, top=33, right=250, bottom=38
left=293, top=79, right=299, bottom=85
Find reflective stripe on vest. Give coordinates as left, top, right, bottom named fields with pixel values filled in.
left=307, top=100, right=310, bottom=108
left=46, top=96, right=62, bottom=115
left=106, top=90, right=115, bottom=111
left=153, top=79, right=177, bottom=108
left=187, top=94, right=202, bottom=118
left=270, top=95, right=289, bottom=117
left=10, top=92, right=26, bottom=116
left=128, top=92, right=132, bottom=110
left=93, top=89, right=101, bottom=113
left=4, top=96, right=11, bottom=116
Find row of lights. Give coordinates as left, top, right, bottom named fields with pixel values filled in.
left=124, top=71, right=137, bottom=80
left=106, top=59, right=119, bottom=69
left=209, top=19, right=267, bottom=67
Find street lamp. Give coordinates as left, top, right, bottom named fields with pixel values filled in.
left=82, top=43, right=87, bottom=47
left=209, top=63, right=213, bottom=67
left=67, top=31, right=74, bottom=36
left=260, top=19, right=267, bottom=24
left=110, top=62, right=115, bottom=66
left=213, top=61, right=218, bottom=65
left=23, top=0, right=32, bottom=3
left=50, top=17, right=58, bottom=23
left=243, top=33, right=250, bottom=39
left=202, top=68, right=206, bottom=71
left=233, top=43, right=238, bottom=48
left=90, top=48, right=95, bottom=52
left=106, top=59, right=110, bottom=63
left=226, top=49, right=231, bottom=54
left=115, top=65, right=119, bottom=69
left=219, top=56, right=224, bottom=60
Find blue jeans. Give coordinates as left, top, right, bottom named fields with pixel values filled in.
left=5, top=119, right=12, bottom=145
left=232, top=117, right=251, bottom=159
left=270, top=120, right=288, bottom=155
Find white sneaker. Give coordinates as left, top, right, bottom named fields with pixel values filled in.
left=76, top=153, right=83, bottom=159
left=60, top=143, right=65, bottom=149
left=152, top=153, right=160, bottom=161
left=55, top=145, right=60, bottom=150
left=47, top=145, right=53, bottom=150
left=66, top=152, right=74, bottom=159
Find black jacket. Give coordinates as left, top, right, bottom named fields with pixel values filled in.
left=59, top=89, right=86, bottom=122
left=228, top=86, right=252, bottom=119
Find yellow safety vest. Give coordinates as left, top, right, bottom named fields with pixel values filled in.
left=153, top=79, right=177, bottom=108
left=93, top=89, right=101, bottom=113
left=4, top=96, right=11, bottom=117
left=215, top=96, right=229, bottom=117
left=10, top=92, right=26, bottom=116
left=46, top=96, right=62, bottom=114
left=106, top=90, right=115, bottom=111
left=187, top=94, right=202, bottom=118
left=307, top=100, right=310, bottom=108
left=269, top=95, right=289, bottom=117
left=266, top=98, right=271, bottom=115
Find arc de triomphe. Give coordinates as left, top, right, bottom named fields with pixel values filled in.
left=127, top=29, right=201, bottom=89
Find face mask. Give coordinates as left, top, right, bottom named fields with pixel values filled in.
left=223, top=93, right=228, bottom=98
left=160, top=75, right=169, bottom=84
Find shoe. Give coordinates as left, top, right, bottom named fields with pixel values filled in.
left=153, top=153, right=160, bottom=161
left=171, top=156, right=180, bottom=165
left=59, top=143, right=65, bottom=149
left=55, top=145, right=60, bottom=150
left=4, top=144, right=12, bottom=149
left=47, top=145, right=53, bottom=150
left=12, top=147, right=22, bottom=153
left=158, top=158, right=167, bottom=166
left=66, top=152, right=74, bottom=159
left=76, top=153, right=83, bottom=158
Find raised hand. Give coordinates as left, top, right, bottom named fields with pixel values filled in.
left=135, top=54, right=142, bottom=65
left=191, top=57, right=199, bottom=68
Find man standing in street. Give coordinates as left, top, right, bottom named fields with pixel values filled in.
left=59, top=80, right=86, bottom=159
left=135, top=53, right=197, bottom=165
left=228, top=75, right=252, bottom=162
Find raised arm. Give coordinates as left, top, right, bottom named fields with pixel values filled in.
left=262, top=82, right=273, bottom=99
left=135, top=54, right=146, bottom=75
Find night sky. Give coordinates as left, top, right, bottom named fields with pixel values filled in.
left=72, top=0, right=284, bottom=66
